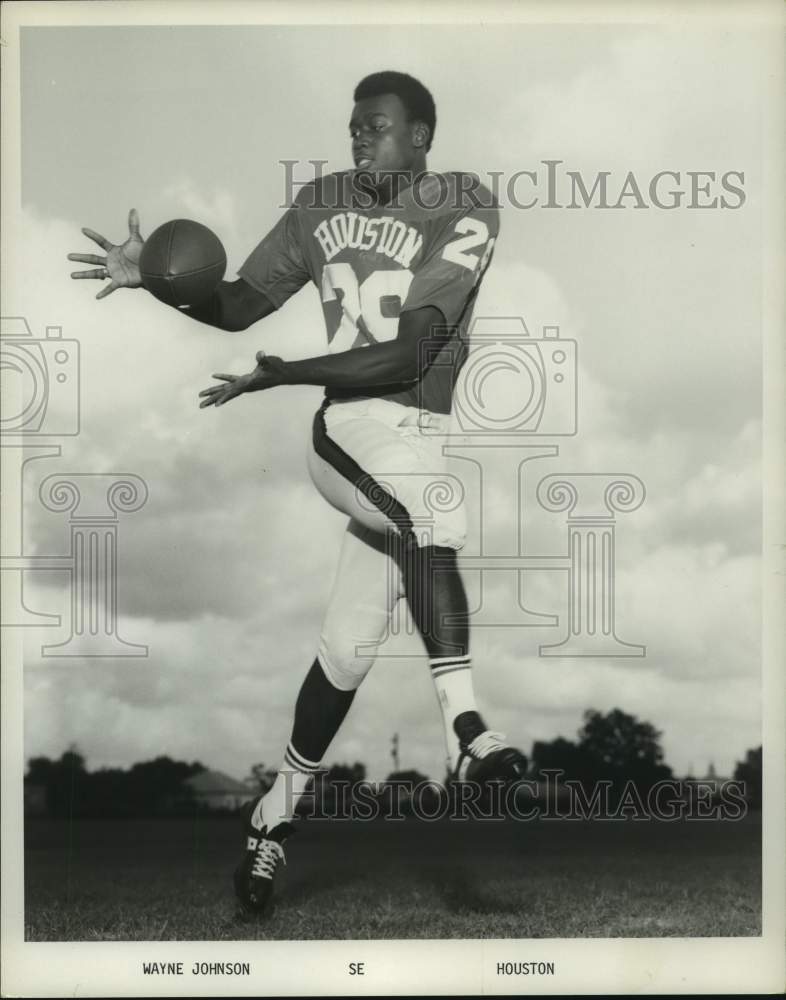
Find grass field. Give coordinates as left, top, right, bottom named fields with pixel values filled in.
left=24, top=813, right=761, bottom=941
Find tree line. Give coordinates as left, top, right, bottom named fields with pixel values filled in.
left=25, top=751, right=206, bottom=819
left=24, top=708, right=763, bottom=819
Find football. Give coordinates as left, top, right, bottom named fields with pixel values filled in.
left=139, top=219, right=226, bottom=307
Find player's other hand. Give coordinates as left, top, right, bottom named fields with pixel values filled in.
left=198, top=351, right=288, bottom=408
left=68, top=209, right=144, bottom=300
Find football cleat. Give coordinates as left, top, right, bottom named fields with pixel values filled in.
left=233, top=798, right=294, bottom=915
left=452, top=710, right=528, bottom=784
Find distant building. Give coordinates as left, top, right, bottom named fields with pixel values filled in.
left=682, top=762, right=727, bottom=784
left=678, top=762, right=731, bottom=807
left=184, top=770, right=253, bottom=812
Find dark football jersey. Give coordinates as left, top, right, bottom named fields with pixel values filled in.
left=239, top=170, right=500, bottom=415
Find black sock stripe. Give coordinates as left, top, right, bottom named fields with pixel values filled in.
left=313, top=401, right=415, bottom=541
left=283, top=753, right=319, bottom=775
left=285, top=744, right=321, bottom=773
left=431, top=662, right=472, bottom=677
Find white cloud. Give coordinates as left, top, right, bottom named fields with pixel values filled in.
left=505, top=29, right=762, bottom=169
left=159, top=180, right=241, bottom=249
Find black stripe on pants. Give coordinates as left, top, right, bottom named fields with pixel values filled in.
left=312, top=400, right=417, bottom=545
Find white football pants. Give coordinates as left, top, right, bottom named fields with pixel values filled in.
left=306, top=396, right=467, bottom=690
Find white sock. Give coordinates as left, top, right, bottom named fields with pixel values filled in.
left=251, top=742, right=321, bottom=831
left=430, top=655, right=476, bottom=771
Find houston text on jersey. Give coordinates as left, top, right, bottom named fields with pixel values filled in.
left=314, top=213, right=423, bottom=268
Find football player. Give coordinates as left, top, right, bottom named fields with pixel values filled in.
left=68, top=71, right=527, bottom=916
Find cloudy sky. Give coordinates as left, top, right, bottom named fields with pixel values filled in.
left=5, top=16, right=771, bottom=782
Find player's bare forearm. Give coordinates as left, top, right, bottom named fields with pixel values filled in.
left=181, top=279, right=277, bottom=332
left=199, top=306, right=447, bottom=408
left=282, top=341, right=415, bottom=389
left=282, top=305, right=447, bottom=389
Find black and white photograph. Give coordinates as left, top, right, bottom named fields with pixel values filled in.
left=1, top=1, right=784, bottom=995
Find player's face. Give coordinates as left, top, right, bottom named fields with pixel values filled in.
left=349, top=93, right=422, bottom=178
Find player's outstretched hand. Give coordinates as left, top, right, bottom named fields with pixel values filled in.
left=68, top=209, right=144, bottom=300
left=198, top=351, right=288, bottom=408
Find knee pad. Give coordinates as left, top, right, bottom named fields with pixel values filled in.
left=317, top=604, right=391, bottom=691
